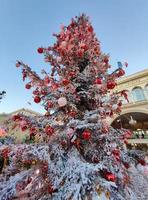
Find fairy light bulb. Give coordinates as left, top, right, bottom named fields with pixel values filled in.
left=36, top=169, right=40, bottom=175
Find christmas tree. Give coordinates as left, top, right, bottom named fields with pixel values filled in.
left=0, top=14, right=147, bottom=200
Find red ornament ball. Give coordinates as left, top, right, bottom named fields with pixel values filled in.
left=87, top=25, right=93, bottom=33
left=118, top=101, right=122, bottom=107
left=69, top=71, right=76, bottom=77
left=25, top=83, right=31, bottom=90
left=47, top=101, right=53, bottom=108
left=62, top=79, right=70, bottom=86
left=34, top=96, right=41, bottom=103
left=45, top=125, right=54, bottom=136
left=82, top=130, right=91, bottom=140
left=94, top=78, right=102, bottom=84
left=104, top=56, right=109, bottom=64
left=41, top=90, right=47, bottom=95
left=118, top=69, right=125, bottom=77
left=12, top=114, right=21, bottom=121
left=69, top=111, right=77, bottom=118
left=21, top=125, right=27, bottom=132
left=104, top=172, right=116, bottom=182
left=123, top=162, right=130, bottom=169
left=138, top=159, right=146, bottom=166
left=107, top=81, right=116, bottom=89
left=37, top=47, right=44, bottom=54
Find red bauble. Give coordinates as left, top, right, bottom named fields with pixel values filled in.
left=62, top=79, right=70, bottom=86
left=118, top=69, right=125, bottom=77
left=69, top=111, right=77, bottom=117
left=123, top=162, right=130, bottom=169
left=37, top=47, right=44, bottom=54
left=118, top=101, right=122, bottom=107
left=52, top=83, right=59, bottom=90
left=21, top=125, right=27, bottom=132
left=48, top=186, right=55, bottom=194
left=44, top=76, right=50, bottom=85
left=34, top=96, right=41, bottom=103
left=104, top=172, right=116, bottom=182
left=47, top=101, right=53, bottom=108
left=2, top=148, right=9, bottom=158
left=61, top=139, right=68, bottom=147
left=138, top=159, right=146, bottom=166
left=82, top=130, right=91, bottom=140
left=33, top=90, right=40, bottom=95
left=124, top=139, right=128, bottom=145
left=25, top=83, right=31, bottom=90
left=104, top=57, right=109, bottom=64
left=12, top=114, right=21, bottom=121
left=78, top=50, right=84, bottom=57
left=112, top=149, right=120, bottom=161
left=87, top=25, right=93, bottom=33
left=94, top=78, right=102, bottom=84
left=107, top=81, right=116, bottom=89
left=69, top=71, right=76, bottom=77
left=45, top=125, right=54, bottom=135
left=30, top=127, right=37, bottom=134
left=41, top=90, right=47, bottom=95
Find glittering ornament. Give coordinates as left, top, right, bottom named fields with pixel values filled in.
left=21, top=125, right=27, bottom=132
left=104, top=172, right=116, bottom=182
left=34, top=96, right=41, bottom=103
left=52, top=83, right=59, bottom=90
left=118, top=101, right=122, bottom=107
left=107, top=81, right=116, bottom=89
left=94, top=78, right=102, bottom=84
left=123, top=162, right=130, bottom=169
left=62, top=79, right=70, bottom=86
left=44, top=76, right=50, bottom=85
left=112, top=149, right=120, bottom=161
left=37, top=47, right=44, bottom=54
left=25, top=83, right=31, bottom=89
left=138, top=159, right=146, bottom=166
left=47, top=101, right=53, bottom=108
left=58, top=97, right=67, bottom=107
left=45, top=125, right=54, bottom=136
left=69, top=111, right=77, bottom=117
left=118, top=68, right=125, bottom=77
left=82, top=130, right=91, bottom=140
left=87, top=25, right=93, bottom=33
left=69, top=71, right=76, bottom=77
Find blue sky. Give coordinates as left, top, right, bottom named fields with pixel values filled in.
left=0, top=0, right=148, bottom=113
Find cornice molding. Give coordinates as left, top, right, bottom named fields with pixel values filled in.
left=117, top=69, right=148, bottom=85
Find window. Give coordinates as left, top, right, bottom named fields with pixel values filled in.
left=132, top=87, right=145, bottom=102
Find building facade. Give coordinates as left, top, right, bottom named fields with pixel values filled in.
left=0, top=108, right=41, bottom=142
left=109, top=69, right=148, bottom=150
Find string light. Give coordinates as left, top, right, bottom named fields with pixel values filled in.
left=35, top=169, right=40, bottom=175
